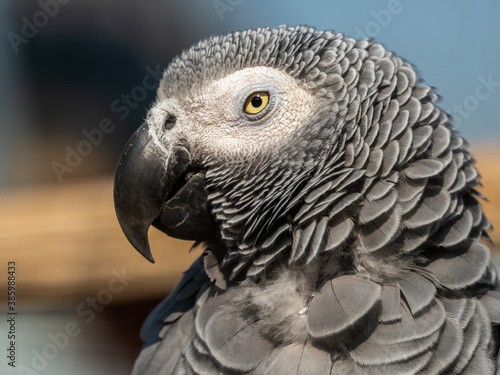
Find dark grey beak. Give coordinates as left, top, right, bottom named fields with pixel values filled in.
left=113, top=123, right=217, bottom=263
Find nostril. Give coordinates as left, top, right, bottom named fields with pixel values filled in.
left=164, top=114, right=177, bottom=130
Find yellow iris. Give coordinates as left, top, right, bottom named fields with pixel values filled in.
left=244, top=92, right=269, bottom=114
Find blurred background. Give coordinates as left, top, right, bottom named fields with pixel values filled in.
left=0, top=0, right=499, bottom=374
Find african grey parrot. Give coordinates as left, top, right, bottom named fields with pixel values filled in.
left=113, top=25, right=500, bottom=374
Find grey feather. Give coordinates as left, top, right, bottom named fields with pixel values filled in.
left=390, top=109, right=410, bottom=140
left=324, top=215, right=354, bottom=252
left=431, top=125, right=452, bottom=158
left=135, top=311, right=195, bottom=375
left=365, top=148, right=384, bottom=177
left=429, top=210, right=473, bottom=248
left=358, top=207, right=401, bottom=252
left=424, top=241, right=490, bottom=289
left=366, top=299, right=445, bottom=346
left=352, top=329, right=440, bottom=366
left=381, top=140, right=400, bottom=176
left=403, top=187, right=451, bottom=228
left=397, top=127, right=414, bottom=164
left=411, top=125, right=433, bottom=149
left=358, top=188, right=398, bottom=224
left=291, top=221, right=316, bottom=262
left=261, top=343, right=333, bottom=375
left=397, top=273, right=436, bottom=315
left=204, top=311, right=273, bottom=372
left=373, top=120, right=392, bottom=150
left=403, top=159, right=445, bottom=180
left=353, top=142, right=370, bottom=169
left=365, top=172, right=398, bottom=201
left=326, top=192, right=361, bottom=218
left=401, top=223, right=435, bottom=253
left=305, top=216, right=329, bottom=264
left=451, top=303, right=490, bottom=373
left=479, top=290, right=500, bottom=323
left=307, top=275, right=381, bottom=341
left=379, top=283, right=402, bottom=323
left=421, top=317, right=463, bottom=374
left=359, top=352, right=433, bottom=375
left=397, top=176, right=427, bottom=203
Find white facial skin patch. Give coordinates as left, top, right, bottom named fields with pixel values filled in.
left=148, top=66, right=314, bottom=164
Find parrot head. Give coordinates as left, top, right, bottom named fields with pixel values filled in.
left=114, top=26, right=332, bottom=266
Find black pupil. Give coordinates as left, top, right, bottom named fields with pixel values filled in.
left=251, top=95, right=263, bottom=108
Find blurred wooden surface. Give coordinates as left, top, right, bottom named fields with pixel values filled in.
left=0, top=148, right=499, bottom=306
left=0, top=178, right=199, bottom=306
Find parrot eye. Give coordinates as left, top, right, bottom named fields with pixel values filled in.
left=244, top=91, right=269, bottom=115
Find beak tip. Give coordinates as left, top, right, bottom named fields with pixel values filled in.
left=131, top=237, right=156, bottom=264
left=118, top=219, right=156, bottom=264
left=143, top=251, right=156, bottom=264
left=129, top=234, right=155, bottom=263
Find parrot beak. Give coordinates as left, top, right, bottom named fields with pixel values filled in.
left=113, top=123, right=217, bottom=263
